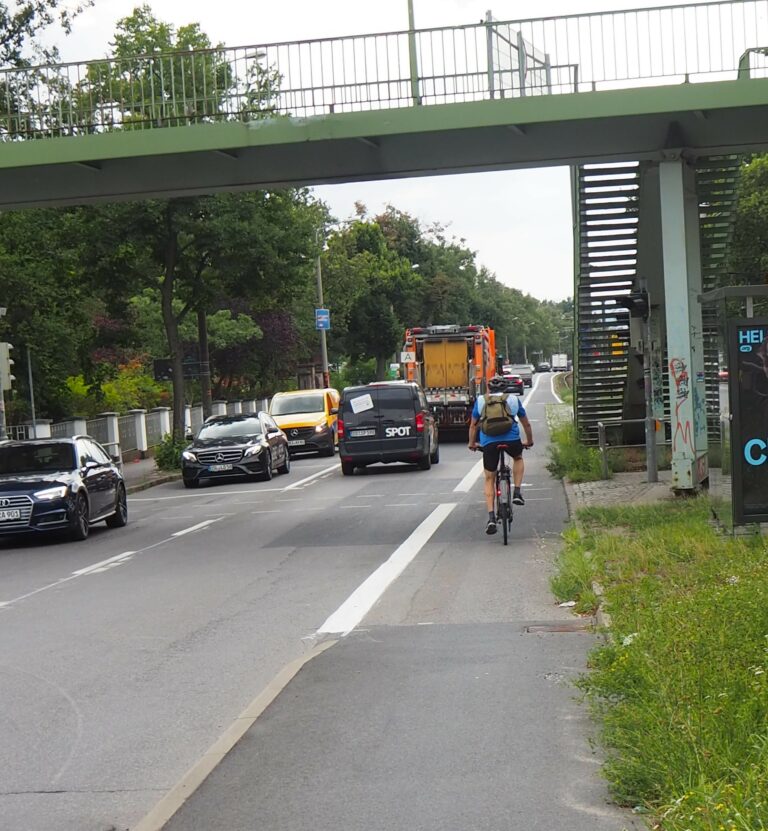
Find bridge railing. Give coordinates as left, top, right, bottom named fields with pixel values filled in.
left=1, top=0, right=766, bottom=140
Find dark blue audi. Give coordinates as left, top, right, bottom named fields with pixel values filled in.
left=0, top=437, right=127, bottom=541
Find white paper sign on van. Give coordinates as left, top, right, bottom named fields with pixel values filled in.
left=350, top=393, right=374, bottom=414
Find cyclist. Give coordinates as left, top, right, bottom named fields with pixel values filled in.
left=468, top=375, right=534, bottom=535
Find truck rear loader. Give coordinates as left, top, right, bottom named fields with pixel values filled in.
left=402, top=325, right=498, bottom=435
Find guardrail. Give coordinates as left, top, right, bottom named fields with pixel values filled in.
left=0, top=0, right=766, bottom=139
left=597, top=416, right=671, bottom=482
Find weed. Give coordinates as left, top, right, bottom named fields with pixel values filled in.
left=154, top=433, right=186, bottom=470
left=546, top=418, right=605, bottom=482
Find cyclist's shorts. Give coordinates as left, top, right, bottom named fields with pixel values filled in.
left=482, top=439, right=524, bottom=472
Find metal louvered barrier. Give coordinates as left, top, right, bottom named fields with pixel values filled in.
left=574, top=163, right=639, bottom=442
left=696, top=156, right=743, bottom=441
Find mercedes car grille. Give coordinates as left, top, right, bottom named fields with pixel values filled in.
left=196, top=449, right=244, bottom=465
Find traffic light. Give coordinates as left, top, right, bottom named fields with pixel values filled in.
left=0, top=342, right=14, bottom=390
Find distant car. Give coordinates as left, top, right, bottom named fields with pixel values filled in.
left=338, top=381, right=439, bottom=476
left=501, top=374, right=525, bottom=395
left=506, top=363, right=533, bottom=387
left=536, top=361, right=551, bottom=372
left=718, top=368, right=729, bottom=382
left=0, top=437, right=127, bottom=541
left=181, top=412, right=290, bottom=488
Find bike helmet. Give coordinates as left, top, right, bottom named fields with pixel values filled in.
left=487, top=375, right=507, bottom=393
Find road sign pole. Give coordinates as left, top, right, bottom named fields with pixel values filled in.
left=315, top=252, right=330, bottom=388
left=0, top=361, right=6, bottom=440
left=27, top=346, right=37, bottom=438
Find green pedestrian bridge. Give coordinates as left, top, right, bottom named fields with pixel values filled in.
left=2, top=0, right=768, bottom=491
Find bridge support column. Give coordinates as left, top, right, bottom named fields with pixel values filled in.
left=660, top=159, right=709, bottom=491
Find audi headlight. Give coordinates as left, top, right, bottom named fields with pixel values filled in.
left=181, top=450, right=197, bottom=462
left=244, top=444, right=263, bottom=457
left=34, top=485, right=68, bottom=501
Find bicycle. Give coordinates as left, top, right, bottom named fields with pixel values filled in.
left=494, top=443, right=514, bottom=545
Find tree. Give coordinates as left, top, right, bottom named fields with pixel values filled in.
left=322, top=218, right=418, bottom=378
left=0, top=0, right=92, bottom=67
left=0, top=207, right=97, bottom=419
left=730, top=156, right=768, bottom=286
left=74, top=5, right=279, bottom=131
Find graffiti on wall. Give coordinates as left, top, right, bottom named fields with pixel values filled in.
left=670, top=357, right=694, bottom=455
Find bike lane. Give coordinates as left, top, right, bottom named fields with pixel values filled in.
left=143, top=379, right=640, bottom=831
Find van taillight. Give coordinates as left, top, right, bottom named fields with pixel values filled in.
left=415, top=412, right=425, bottom=432
left=337, top=418, right=345, bottom=438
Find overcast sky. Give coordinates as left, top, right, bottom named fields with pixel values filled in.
left=52, top=0, right=701, bottom=301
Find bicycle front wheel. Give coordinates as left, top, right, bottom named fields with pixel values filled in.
left=499, top=477, right=511, bottom=545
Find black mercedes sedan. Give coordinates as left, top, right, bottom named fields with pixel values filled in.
left=181, top=412, right=290, bottom=488
left=0, top=437, right=127, bottom=541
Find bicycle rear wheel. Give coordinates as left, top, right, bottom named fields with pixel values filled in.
left=499, top=476, right=511, bottom=545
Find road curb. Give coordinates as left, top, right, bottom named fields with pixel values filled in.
left=126, top=472, right=182, bottom=494
left=132, top=638, right=338, bottom=831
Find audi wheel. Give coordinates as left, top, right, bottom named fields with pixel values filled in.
left=69, top=493, right=90, bottom=541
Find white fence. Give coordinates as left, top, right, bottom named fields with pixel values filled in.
left=13, top=400, right=270, bottom=460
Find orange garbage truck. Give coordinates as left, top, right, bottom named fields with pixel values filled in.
left=402, top=325, right=498, bottom=435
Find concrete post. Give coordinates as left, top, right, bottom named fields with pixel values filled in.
left=98, top=413, right=120, bottom=446
left=26, top=418, right=51, bottom=438
left=660, top=160, right=709, bottom=491
left=184, top=404, right=192, bottom=434
left=129, top=409, right=149, bottom=458
left=70, top=417, right=88, bottom=437
left=636, top=163, right=668, bottom=442
left=152, top=407, right=171, bottom=439
left=211, top=400, right=228, bottom=417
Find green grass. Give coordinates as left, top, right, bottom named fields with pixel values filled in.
left=545, top=415, right=605, bottom=482
left=554, top=371, right=574, bottom=405
left=551, top=499, right=768, bottom=829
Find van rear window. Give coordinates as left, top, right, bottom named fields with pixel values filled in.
left=375, top=388, right=415, bottom=412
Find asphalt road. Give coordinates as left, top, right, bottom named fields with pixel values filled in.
left=0, top=374, right=635, bottom=831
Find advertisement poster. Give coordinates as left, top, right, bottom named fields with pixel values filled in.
left=729, top=319, right=768, bottom=525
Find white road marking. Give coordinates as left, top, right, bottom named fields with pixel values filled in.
left=282, top=464, right=338, bottom=491
left=551, top=372, right=564, bottom=404
left=130, top=487, right=283, bottom=502
left=453, top=460, right=484, bottom=493
left=317, top=503, right=456, bottom=637
left=172, top=518, right=222, bottom=537
left=0, top=526, right=221, bottom=608
left=71, top=551, right=136, bottom=576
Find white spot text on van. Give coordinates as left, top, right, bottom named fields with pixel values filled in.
left=385, top=426, right=412, bottom=437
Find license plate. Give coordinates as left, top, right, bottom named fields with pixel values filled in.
left=207, top=463, right=233, bottom=472
left=288, top=439, right=306, bottom=447
left=350, top=429, right=376, bottom=437
left=0, top=509, right=20, bottom=521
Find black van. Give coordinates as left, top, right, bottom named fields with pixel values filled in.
left=338, top=382, right=439, bottom=476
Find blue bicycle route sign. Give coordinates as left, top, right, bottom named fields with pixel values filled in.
left=315, top=308, right=330, bottom=330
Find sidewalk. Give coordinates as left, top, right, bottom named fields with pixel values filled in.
left=564, top=470, right=674, bottom=512
left=121, top=456, right=181, bottom=494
